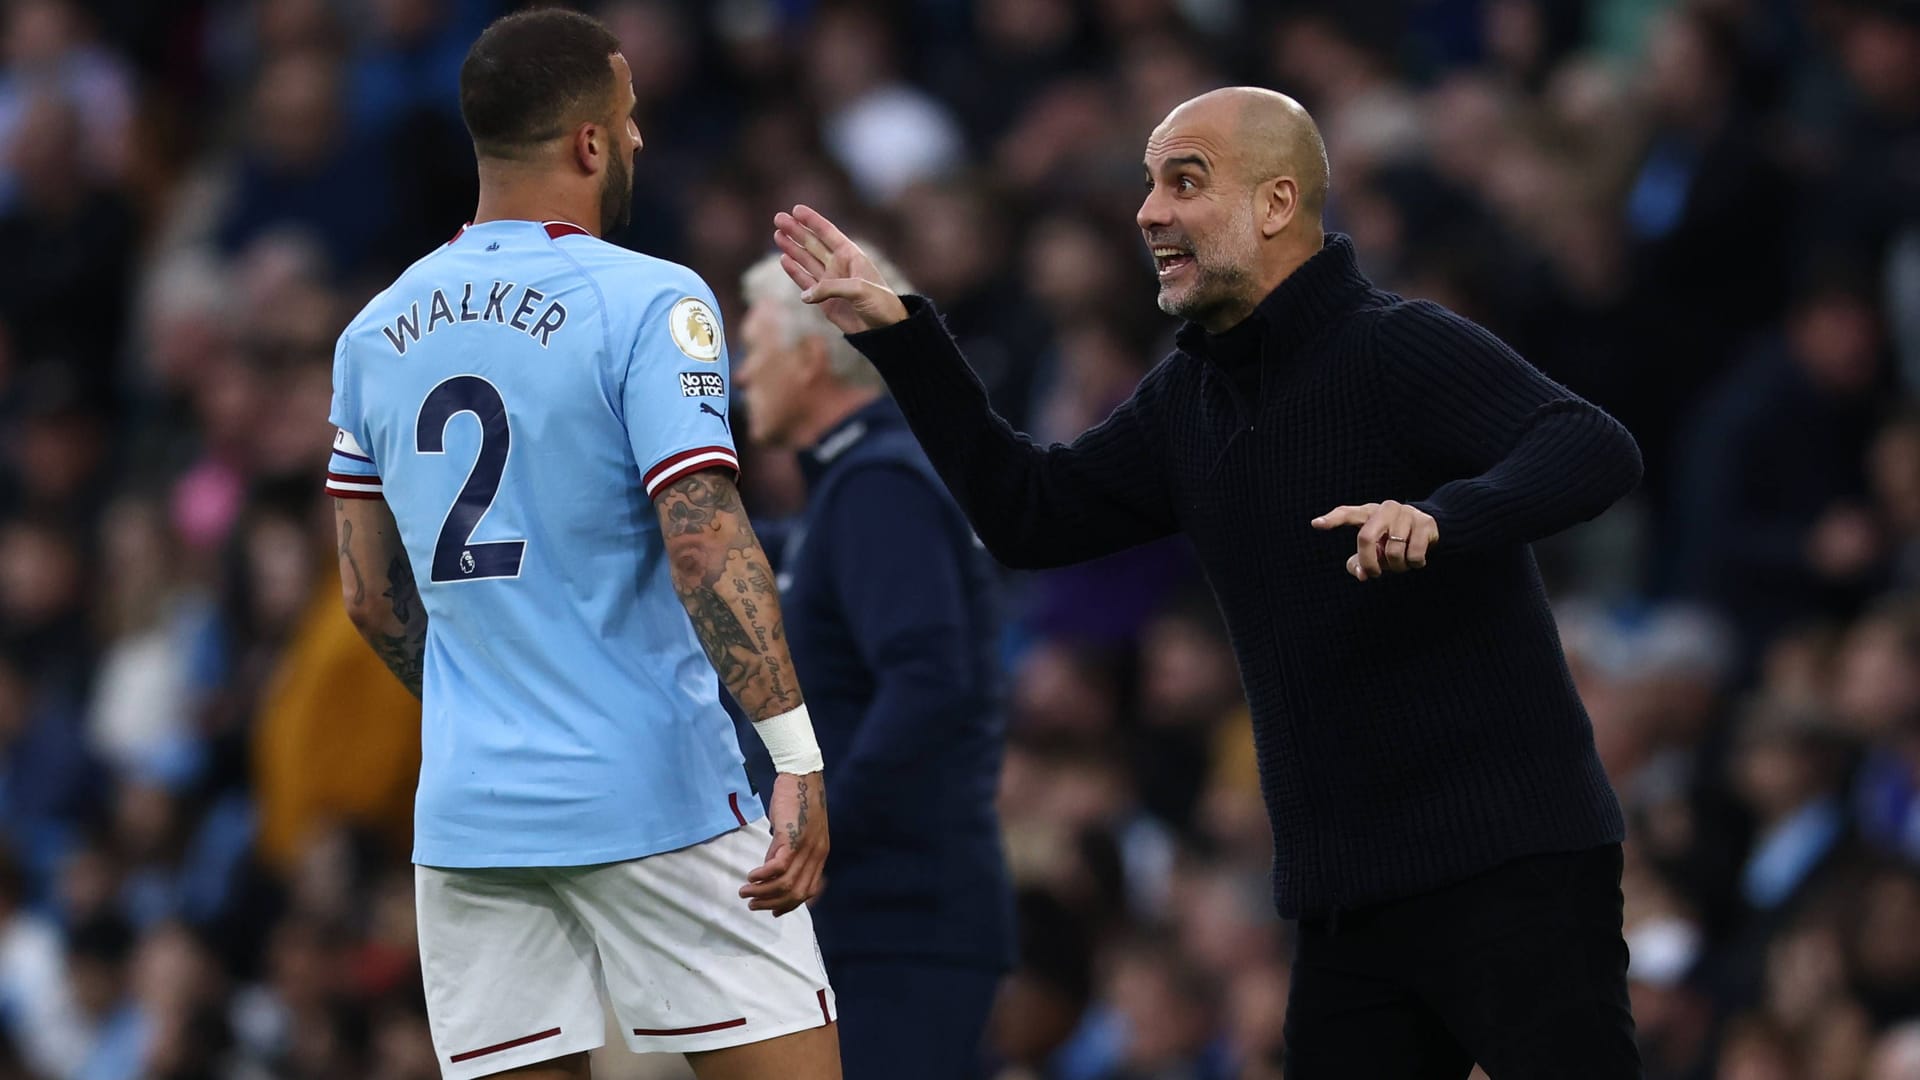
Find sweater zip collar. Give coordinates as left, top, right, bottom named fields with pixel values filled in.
left=1174, top=233, right=1373, bottom=364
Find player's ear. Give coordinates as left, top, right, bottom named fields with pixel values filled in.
left=573, top=122, right=601, bottom=177
left=1261, top=176, right=1296, bottom=238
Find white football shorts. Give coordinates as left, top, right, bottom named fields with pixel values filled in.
left=416, top=817, right=836, bottom=1079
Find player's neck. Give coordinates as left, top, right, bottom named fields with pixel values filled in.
left=472, top=174, right=600, bottom=236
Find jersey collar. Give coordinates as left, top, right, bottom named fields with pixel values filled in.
left=446, top=220, right=593, bottom=245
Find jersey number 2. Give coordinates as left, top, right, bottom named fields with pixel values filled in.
left=416, top=375, right=525, bottom=582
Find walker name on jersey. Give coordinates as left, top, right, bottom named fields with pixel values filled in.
left=381, top=282, right=568, bottom=355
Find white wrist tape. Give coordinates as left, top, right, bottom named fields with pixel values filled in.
left=755, top=703, right=824, bottom=774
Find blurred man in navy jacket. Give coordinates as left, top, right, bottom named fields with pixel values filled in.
left=733, top=251, right=1012, bottom=1080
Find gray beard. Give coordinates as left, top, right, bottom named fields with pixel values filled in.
left=1159, top=261, right=1255, bottom=322
left=1155, top=205, right=1260, bottom=322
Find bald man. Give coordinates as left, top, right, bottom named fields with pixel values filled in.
left=776, top=88, right=1645, bottom=1078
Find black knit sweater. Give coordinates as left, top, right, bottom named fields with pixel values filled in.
left=846, top=234, right=1641, bottom=919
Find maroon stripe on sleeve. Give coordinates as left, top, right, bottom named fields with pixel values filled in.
left=643, top=446, right=739, bottom=495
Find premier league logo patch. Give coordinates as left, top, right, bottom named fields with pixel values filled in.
left=669, top=297, right=722, bottom=361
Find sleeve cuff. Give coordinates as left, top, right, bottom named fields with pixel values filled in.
left=644, top=445, right=741, bottom=498
left=844, top=294, right=949, bottom=373
left=325, top=471, right=384, bottom=499
left=326, top=431, right=384, bottom=499
left=1411, top=498, right=1456, bottom=543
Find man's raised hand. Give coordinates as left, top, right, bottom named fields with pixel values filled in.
left=772, top=204, right=908, bottom=334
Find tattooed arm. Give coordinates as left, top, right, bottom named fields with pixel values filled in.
left=335, top=497, right=426, bottom=698
left=656, top=467, right=827, bottom=915
left=655, top=468, right=803, bottom=720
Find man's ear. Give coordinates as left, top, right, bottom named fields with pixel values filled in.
left=572, top=122, right=602, bottom=177
left=1261, top=176, right=1298, bottom=239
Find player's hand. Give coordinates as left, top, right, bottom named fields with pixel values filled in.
left=741, top=770, right=829, bottom=916
left=1312, top=501, right=1439, bottom=580
left=772, top=205, right=908, bottom=334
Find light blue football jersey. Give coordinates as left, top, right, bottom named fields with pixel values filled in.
left=326, top=219, right=762, bottom=868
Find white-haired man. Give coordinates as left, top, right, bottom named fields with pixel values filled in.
left=733, top=252, right=1012, bottom=1080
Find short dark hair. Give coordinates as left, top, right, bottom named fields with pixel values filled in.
left=459, top=8, right=621, bottom=160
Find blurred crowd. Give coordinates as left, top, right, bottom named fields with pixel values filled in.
left=0, top=0, right=1915, bottom=1077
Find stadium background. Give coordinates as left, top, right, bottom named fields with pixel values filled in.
left=0, top=0, right=1917, bottom=1076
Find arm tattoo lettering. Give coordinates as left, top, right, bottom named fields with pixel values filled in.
left=788, top=775, right=810, bottom=849
left=657, top=469, right=801, bottom=719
